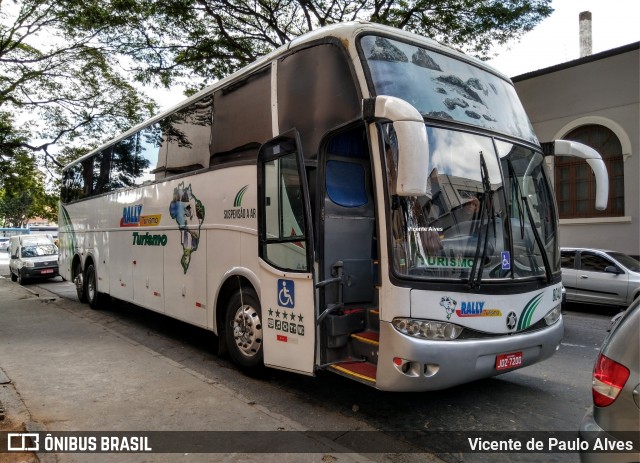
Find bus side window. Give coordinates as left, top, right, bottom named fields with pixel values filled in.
left=277, top=42, right=360, bottom=160
left=163, top=95, right=213, bottom=176
left=136, top=124, right=163, bottom=184
left=263, top=153, right=307, bottom=271
left=62, top=163, right=84, bottom=203
left=94, top=148, right=112, bottom=195
left=211, top=67, right=271, bottom=166
left=81, top=157, right=94, bottom=198
left=259, top=135, right=310, bottom=272
left=146, top=96, right=213, bottom=181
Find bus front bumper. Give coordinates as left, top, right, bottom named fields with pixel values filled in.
left=375, top=317, right=564, bottom=391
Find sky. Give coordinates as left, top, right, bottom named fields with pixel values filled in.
left=486, top=0, right=640, bottom=77
left=151, top=0, right=640, bottom=111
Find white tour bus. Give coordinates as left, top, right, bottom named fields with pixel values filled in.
left=59, top=22, right=609, bottom=391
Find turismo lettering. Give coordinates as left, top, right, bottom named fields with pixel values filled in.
left=425, top=256, right=474, bottom=268
left=139, top=214, right=162, bottom=227
left=132, top=232, right=168, bottom=246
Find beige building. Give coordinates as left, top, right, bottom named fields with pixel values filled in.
left=513, top=42, right=639, bottom=257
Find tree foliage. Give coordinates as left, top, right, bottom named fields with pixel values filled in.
left=0, top=0, right=160, bottom=223
left=0, top=0, right=157, bottom=164
left=60, top=0, right=552, bottom=90
left=0, top=0, right=553, bottom=224
left=0, top=113, right=57, bottom=226
left=1, top=0, right=553, bottom=153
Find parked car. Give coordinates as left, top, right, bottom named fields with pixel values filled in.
left=9, top=235, right=59, bottom=285
left=579, top=297, right=639, bottom=462
left=560, top=248, right=640, bottom=308
left=0, top=237, right=9, bottom=252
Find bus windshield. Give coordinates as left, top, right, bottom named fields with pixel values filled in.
left=382, top=124, right=559, bottom=282
left=360, top=35, right=538, bottom=145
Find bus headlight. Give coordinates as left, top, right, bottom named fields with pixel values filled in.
left=22, top=261, right=35, bottom=268
left=544, top=304, right=562, bottom=326
left=392, top=318, right=463, bottom=340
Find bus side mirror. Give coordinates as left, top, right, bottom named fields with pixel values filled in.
left=363, top=96, right=429, bottom=197
left=541, top=140, right=609, bottom=210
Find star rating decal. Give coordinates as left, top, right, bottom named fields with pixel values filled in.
left=266, top=307, right=305, bottom=336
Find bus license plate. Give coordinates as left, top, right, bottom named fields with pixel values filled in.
left=41, top=269, right=54, bottom=274
left=495, top=351, right=522, bottom=371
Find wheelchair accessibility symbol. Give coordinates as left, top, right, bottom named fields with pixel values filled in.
left=278, top=279, right=295, bottom=308
left=501, top=251, right=511, bottom=270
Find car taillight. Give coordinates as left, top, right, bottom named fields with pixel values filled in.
left=592, top=353, right=630, bottom=407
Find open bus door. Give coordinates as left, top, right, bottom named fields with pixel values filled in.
left=257, top=131, right=316, bottom=375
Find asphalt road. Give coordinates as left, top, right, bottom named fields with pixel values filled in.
left=0, top=253, right=620, bottom=462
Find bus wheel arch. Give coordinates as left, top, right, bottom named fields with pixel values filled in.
left=215, top=274, right=258, bottom=354
left=218, top=276, right=264, bottom=371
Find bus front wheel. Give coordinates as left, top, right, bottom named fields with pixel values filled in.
left=225, top=288, right=264, bottom=371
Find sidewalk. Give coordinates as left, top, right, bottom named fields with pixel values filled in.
left=0, top=278, right=378, bottom=463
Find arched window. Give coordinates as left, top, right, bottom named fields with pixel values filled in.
left=555, top=125, right=624, bottom=218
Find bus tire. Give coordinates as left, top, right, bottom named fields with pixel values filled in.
left=225, top=288, right=264, bottom=371
left=85, top=263, right=103, bottom=310
left=74, top=262, right=87, bottom=303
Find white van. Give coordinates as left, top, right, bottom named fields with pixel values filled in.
left=9, top=235, right=59, bottom=285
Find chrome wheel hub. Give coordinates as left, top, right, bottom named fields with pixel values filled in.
left=232, top=304, right=262, bottom=358
left=75, top=272, right=83, bottom=293
left=87, top=271, right=95, bottom=301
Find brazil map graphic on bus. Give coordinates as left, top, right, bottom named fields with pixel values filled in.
left=169, top=182, right=205, bottom=273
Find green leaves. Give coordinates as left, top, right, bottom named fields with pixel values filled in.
left=0, top=115, right=57, bottom=226
left=0, top=0, right=552, bottom=226
left=1, top=0, right=157, bottom=160
left=1, top=1, right=159, bottom=224
left=56, top=0, right=552, bottom=86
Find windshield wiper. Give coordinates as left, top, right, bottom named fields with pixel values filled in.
left=506, top=159, right=552, bottom=283
left=468, top=153, right=495, bottom=289
left=506, top=160, right=526, bottom=241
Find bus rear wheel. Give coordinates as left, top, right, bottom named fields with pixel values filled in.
left=74, top=262, right=87, bottom=303
left=85, top=263, right=103, bottom=310
left=225, top=288, right=264, bottom=371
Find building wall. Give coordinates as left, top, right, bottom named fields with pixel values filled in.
left=514, top=45, right=639, bottom=256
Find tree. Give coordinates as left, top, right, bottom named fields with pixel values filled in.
left=59, top=0, right=553, bottom=91
left=0, top=0, right=157, bottom=164
left=0, top=113, right=57, bottom=225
